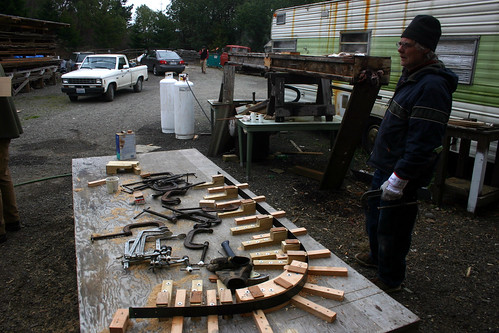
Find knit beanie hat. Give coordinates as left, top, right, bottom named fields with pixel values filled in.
left=401, top=15, right=441, bottom=51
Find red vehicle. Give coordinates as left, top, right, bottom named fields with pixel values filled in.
left=220, top=45, right=251, bottom=66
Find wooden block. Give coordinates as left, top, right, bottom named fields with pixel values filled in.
left=206, top=289, right=219, bottom=333
left=231, top=215, right=273, bottom=235
left=276, top=253, right=288, bottom=261
left=291, top=295, right=337, bottom=323
left=253, top=259, right=288, bottom=269
left=223, top=154, right=239, bottom=162
left=270, top=210, right=286, bottom=218
left=286, top=250, right=307, bottom=262
left=199, top=199, right=217, bottom=208
left=307, top=249, right=331, bottom=259
left=253, top=227, right=307, bottom=240
left=235, top=215, right=258, bottom=225
left=109, top=308, right=129, bottom=333
left=274, top=276, right=293, bottom=289
left=252, top=195, right=266, bottom=202
left=307, top=266, right=348, bottom=277
left=194, top=174, right=225, bottom=189
left=190, top=280, right=203, bottom=304
left=158, top=280, right=173, bottom=321
left=248, top=285, right=265, bottom=298
left=250, top=250, right=283, bottom=260
left=218, top=199, right=256, bottom=218
left=252, top=309, right=273, bottom=333
left=217, top=280, right=233, bottom=304
left=171, top=289, right=187, bottom=333
left=208, top=274, right=218, bottom=283
left=281, top=239, right=301, bottom=252
left=156, top=291, right=170, bottom=306
left=203, top=186, right=238, bottom=200
left=302, top=283, right=344, bottom=301
left=287, top=260, right=308, bottom=274
left=87, top=179, right=106, bottom=187
left=270, top=227, right=288, bottom=241
left=106, top=161, right=139, bottom=174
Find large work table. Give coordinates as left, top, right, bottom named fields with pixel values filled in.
left=72, top=149, right=419, bottom=332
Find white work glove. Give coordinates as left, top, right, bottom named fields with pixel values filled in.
left=380, top=173, right=408, bottom=201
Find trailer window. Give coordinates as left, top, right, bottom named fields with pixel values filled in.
left=340, top=31, right=371, bottom=55
left=436, top=37, right=479, bottom=85
left=276, top=13, right=286, bottom=25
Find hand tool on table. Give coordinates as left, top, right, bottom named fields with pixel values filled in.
left=134, top=207, right=177, bottom=223
left=207, top=240, right=268, bottom=290
left=157, top=181, right=206, bottom=205
left=90, top=221, right=167, bottom=242
left=163, top=206, right=222, bottom=228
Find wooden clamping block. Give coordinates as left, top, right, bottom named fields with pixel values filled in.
left=252, top=227, right=307, bottom=240
left=203, top=185, right=238, bottom=201
left=171, top=289, right=187, bottom=333
left=109, top=308, right=129, bottom=333
left=190, top=280, right=203, bottom=322
left=307, top=266, right=348, bottom=277
left=217, top=280, right=233, bottom=320
left=106, top=161, right=140, bottom=175
left=286, top=250, right=307, bottom=262
left=218, top=199, right=256, bottom=218
left=231, top=215, right=273, bottom=235
left=241, top=227, right=288, bottom=250
left=252, top=309, right=273, bottom=333
left=270, top=210, right=286, bottom=218
left=291, top=295, right=337, bottom=323
left=307, top=249, right=332, bottom=260
left=194, top=174, right=224, bottom=189
left=287, top=260, right=308, bottom=274
left=206, top=289, right=219, bottom=332
left=253, top=259, right=288, bottom=270
left=250, top=249, right=284, bottom=260
left=207, top=183, right=249, bottom=193
left=281, top=239, right=301, bottom=252
left=302, top=283, right=344, bottom=301
left=157, top=280, right=173, bottom=322
left=199, top=199, right=217, bottom=208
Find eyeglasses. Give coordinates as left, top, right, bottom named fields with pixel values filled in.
left=396, top=41, right=416, bottom=49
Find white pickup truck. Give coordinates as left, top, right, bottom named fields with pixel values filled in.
left=61, top=54, right=148, bottom=102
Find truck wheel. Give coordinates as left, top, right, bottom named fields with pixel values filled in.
left=133, top=77, right=143, bottom=92
left=361, top=117, right=382, bottom=154
left=153, top=66, right=159, bottom=76
left=104, top=84, right=115, bottom=102
left=69, top=95, right=78, bottom=102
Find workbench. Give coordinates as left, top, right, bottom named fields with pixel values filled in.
left=72, top=149, right=419, bottom=332
left=237, top=116, right=342, bottom=178
left=433, top=124, right=499, bottom=213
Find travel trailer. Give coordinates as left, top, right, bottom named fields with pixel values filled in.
left=270, top=0, right=499, bottom=155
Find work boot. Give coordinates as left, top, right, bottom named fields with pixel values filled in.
left=206, top=256, right=251, bottom=272
left=215, top=263, right=253, bottom=290
left=355, top=252, right=378, bottom=269
left=370, top=277, right=402, bottom=294
left=6, top=221, right=21, bottom=232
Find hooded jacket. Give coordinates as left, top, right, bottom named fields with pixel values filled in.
left=368, top=61, right=458, bottom=186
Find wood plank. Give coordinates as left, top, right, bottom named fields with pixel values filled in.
left=252, top=309, right=274, bottom=333
left=291, top=295, right=337, bottom=323
left=108, top=308, right=129, bottom=333
left=206, top=289, right=219, bottom=333
left=308, top=266, right=348, bottom=277
left=302, top=283, right=344, bottom=301
left=171, top=289, right=187, bottom=333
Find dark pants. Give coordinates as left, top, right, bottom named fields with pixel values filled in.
left=366, top=169, right=419, bottom=287
left=0, top=139, right=20, bottom=235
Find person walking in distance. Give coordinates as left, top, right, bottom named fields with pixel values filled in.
left=199, top=46, right=209, bottom=74
left=355, top=15, right=458, bottom=292
left=0, top=64, right=23, bottom=243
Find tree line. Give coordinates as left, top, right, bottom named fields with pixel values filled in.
left=1, top=0, right=319, bottom=53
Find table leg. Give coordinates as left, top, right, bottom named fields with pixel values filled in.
left=246, top=131, right=253, bottom=179
left=238, top=125, right=244, bottom=167
left=467, top=140, right=489, bottom=213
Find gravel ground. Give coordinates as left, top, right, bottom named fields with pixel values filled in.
left=1, top=63, right=498, bottom=332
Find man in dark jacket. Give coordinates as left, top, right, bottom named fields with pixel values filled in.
left=0, top=64, right=23, bottom=243
left=355, top=15, right=458, bottom=292
left=199, top=46, right=209, bottom=74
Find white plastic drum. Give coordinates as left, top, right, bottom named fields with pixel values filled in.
left=160, top=72, right=177, bottom=133
left=174, top=74, right=195, bottom=139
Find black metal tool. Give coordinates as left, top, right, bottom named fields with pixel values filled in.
left=134, top=207, right=177, bottom=223
left=184, top=228, right=213, bottom=249
left=221, top=240, right=251, bottom=266
left=163, top=206, right=222, bottom=228
left=91, top=221, right=167, bottom=242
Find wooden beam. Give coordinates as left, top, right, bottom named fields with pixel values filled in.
left=302, top=283, right=344, bottom=301
left=171, top=289, right=187, bottom=333
left=109, top=308, right=129, bottom=333
left=291, top=295, right=337, bottom=323
left=206, top=289, right=219, bottom=333
left=252, top=309, right=274, bottom=333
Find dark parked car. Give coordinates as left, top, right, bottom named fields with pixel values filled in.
left=140, top=50, right=185, bottom=75
left=67, top=51, right=95, bottom=72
